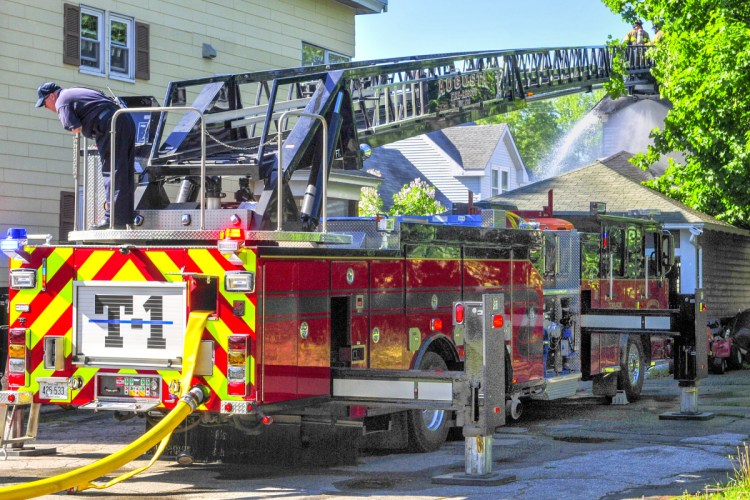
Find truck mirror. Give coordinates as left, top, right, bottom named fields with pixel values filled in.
left=661, top=232, right=674, bottom=272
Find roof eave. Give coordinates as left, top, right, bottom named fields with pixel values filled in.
left=333, top=0, right=387, bottom=14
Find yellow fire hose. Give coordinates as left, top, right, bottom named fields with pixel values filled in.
left=0, top=310, right=212, bottom=499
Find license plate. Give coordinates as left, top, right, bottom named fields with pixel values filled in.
left=39, top=380, right=69, bottom=400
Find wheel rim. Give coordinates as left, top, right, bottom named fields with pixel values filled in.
left=627, top=344, right=641, bottom=385
left=420, top=408, right=445, bottom=431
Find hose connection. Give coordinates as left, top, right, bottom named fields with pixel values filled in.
left=182, top=385, right=208, bottom=411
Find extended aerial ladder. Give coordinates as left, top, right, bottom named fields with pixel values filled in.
left=71, top=45, right=656, bottom=239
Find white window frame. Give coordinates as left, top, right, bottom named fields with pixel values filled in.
left=501, top=170, right=510, bottom=193
left=491, top=169, right=499, bottom=196
left=302, top=41, right=350, bottom=66
left=108, top=13, right=135, bottom=81
left=80, top=6, right=105, bottom=76
left=79, top=6, right=135, bottom=82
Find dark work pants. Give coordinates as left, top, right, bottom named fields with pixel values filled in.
left=96, top=113, right=135, bottom=225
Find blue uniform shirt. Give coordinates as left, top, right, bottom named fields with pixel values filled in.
left=55, top=88, right=118, bottom=139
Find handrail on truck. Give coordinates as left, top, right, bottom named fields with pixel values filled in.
left=107, top=106, right=207, bottom=230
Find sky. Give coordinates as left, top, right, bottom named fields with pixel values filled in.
left=354, top=0, right=634, bottom=60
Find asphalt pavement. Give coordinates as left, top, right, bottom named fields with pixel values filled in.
left=1, top=368, right=749, bottom=499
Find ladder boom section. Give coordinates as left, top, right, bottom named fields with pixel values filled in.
left=149, top=45, right=628, bottom=172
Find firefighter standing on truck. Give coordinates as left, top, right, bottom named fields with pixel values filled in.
left=624, top=19, right=650, bottom=45
left=35, top=82, right=135, bottom=230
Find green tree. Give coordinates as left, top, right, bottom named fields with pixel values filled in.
left=358, top=186, right=384, bottom=216
left=359, top=178, right=444, bottom=216
left=602, top=0, right=750, bottom=227
left=389, top=178, right=444, bottom=216
left=479, top=91, right=604, bottom=172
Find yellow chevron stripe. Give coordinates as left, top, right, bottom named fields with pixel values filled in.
left=10, top=247, right=73, bottom=331
left=146, top=251, right=183, bottom=282
left=47, top=247, right=74, bottom=277
left=205, top=320, right=252, bottom=397
left=189, top=249, right=257, bottom=332
left=10, top=287, right=39, bottom=326
left=203, top=321, right=231, bottom=397
left=239, top=248, right=256, bottom=271
left=72, top=366, right=98, bottom=400
left=187, top=249, right=226, bottom=277
left=9, top=249, right=41, bottom=325
left=29, top=282, right=73, bottom=350
left=78, top=250, right=115, bottom=280
left=27, top=364, right=53, bottom=398
left=8, top=246, right=38, bottom=271
left=112, top=259, right=146, bottom=281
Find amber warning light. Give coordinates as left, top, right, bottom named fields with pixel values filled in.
left=218, top=227, right=245, bottom=253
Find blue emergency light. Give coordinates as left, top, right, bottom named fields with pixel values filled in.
left=1, top=227, right=29, bottom=261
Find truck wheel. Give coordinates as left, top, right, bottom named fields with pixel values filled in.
left=407, top=352, right=450, bottom=452
left=618, top=336, right=645, bottom=401
left=711, top=356, right=726, bottom=374
left=728, top=346, right=744, bottom=370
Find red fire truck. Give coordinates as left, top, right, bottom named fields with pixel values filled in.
left=1, top=48, right=704, bottom=458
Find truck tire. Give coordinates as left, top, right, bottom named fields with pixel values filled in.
left=711, top=356, right=726, bottom=374
left=407, top=352, right=450, bottom=452
left=728, top=345, right=744, bottom=370
left=618, top=336, right=645, bottom=401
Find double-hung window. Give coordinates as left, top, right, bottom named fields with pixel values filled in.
left=79, top=6, right=134, bottom=80
left=64, top=3, right=149, bottom=81
left=79, top=7, right=104, bottom=72
left=491, top=168, right=511, bottom=196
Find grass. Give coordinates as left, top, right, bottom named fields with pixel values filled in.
left=677, top=443, right=750, bottom=499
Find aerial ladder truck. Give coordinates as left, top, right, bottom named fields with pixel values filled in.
left=0, top=45, right=704, bottom=481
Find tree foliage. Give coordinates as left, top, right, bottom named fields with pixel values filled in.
left=602, top=0, right=750, bottom=227
left=389, top=178, right=444, bottom=216
left=359, top=178, right=444, bottom=217
left=358, top=186, right=383, bottom=216
left=478, top=91, right=604, bottom=172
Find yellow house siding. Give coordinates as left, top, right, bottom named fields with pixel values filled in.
left=0, top=0, right=358, bottom=287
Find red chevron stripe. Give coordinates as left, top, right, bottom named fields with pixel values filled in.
left=183, top=249, right=238, bottom=274
left=216, top=293, right=256, bottom=340
left=20, top=259, right=75, bottom=330
left=28, top=303, right=74, bottom=374
left=138, top=249, right=185, bottom=280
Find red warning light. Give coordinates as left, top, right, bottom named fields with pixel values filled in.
left=455, top=304, right=465, bottom=324
left=431, top=318, right=443, bottom=331
left=492, top=314, right=504, bottom=328
left=224, top=403, right=233, bottom=412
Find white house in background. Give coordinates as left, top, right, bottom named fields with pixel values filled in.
left=365, top=124, right=531, bottom=211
